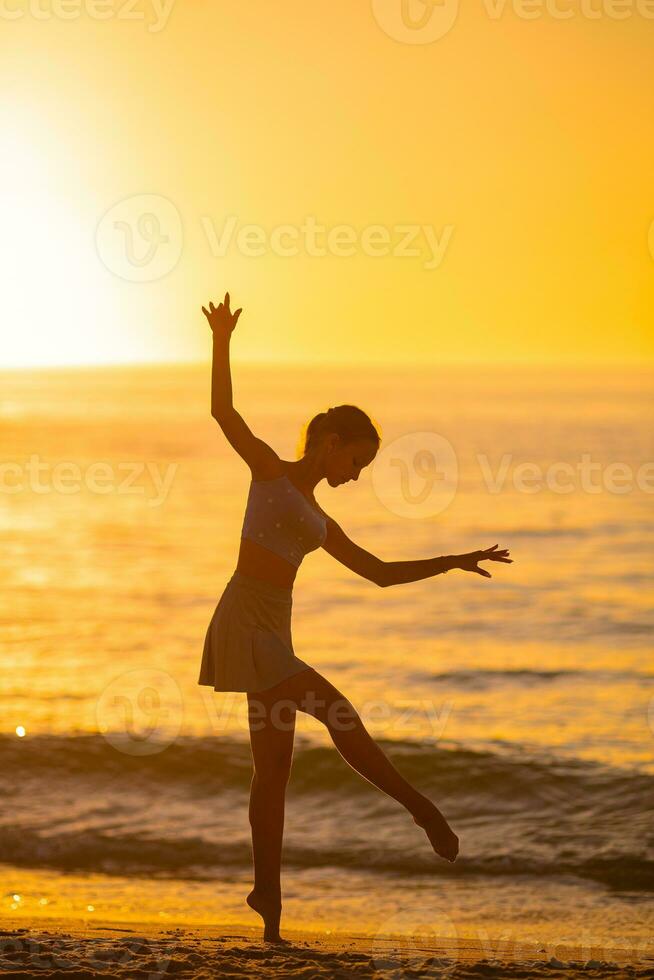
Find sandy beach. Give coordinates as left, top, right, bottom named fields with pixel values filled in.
left=1, top=914, right=653, bottom=979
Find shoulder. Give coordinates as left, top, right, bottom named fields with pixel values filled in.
left=249, top=455, right=287, bottom=482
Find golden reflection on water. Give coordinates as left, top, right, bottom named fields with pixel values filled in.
left=1, top=365, right=652, bottom=771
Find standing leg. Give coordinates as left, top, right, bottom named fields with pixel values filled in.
left=245, top=688, right=297, bottom=942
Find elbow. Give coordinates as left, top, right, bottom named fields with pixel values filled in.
left=212, top=406, right=233, bottom=422
left=373, top=562, right=389, bottom=588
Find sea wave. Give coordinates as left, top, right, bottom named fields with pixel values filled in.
left=410, top=668, right=654, bottom=688
left=1, top=734, right=651, bottom=892
left=0, top=826, right=651, bottom=893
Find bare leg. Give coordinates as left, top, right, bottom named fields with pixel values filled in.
left=257, top=667, right=459, bottom=863
left=245, top=690, right=296, bottom=943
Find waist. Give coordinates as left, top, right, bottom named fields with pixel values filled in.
left=228, top=569, right=293, bottom=601
left=237, top=537, right=299, bottom=589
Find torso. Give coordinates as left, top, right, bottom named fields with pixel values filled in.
left=235, top=460, right=328, bottom=589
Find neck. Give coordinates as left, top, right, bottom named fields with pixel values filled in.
left=287, top=458, right=323, bottom=493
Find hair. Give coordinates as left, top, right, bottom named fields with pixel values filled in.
left=296, top=404, right=382, bottom=459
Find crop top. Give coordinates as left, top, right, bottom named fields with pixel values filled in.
left=240, top=473, right=328, bottom=568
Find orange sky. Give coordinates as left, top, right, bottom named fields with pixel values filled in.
left=1, top=0, right=653, bottom=367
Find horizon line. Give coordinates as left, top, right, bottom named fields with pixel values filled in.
left=1, top=357, right=653, bottom=373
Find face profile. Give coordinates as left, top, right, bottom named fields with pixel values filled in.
left=321, top=435, right=380, bottom=486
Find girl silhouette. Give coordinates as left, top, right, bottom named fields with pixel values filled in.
left=198, top=292, right=512, bottom=943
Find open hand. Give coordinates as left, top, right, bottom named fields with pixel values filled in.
left=457, top=544, right=512, bottom=578
left=202, top=292, right=242, bottom=337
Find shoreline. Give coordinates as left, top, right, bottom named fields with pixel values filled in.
left=1, top=914, right=652, bottom=978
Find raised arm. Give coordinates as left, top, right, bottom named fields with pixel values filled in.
left=202, top=292, right=281, bottom=480
left=321, top=517, right=512, bottom=587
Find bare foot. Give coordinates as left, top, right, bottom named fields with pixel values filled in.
left=413, top=806, right=459, bottom=863
left=246, top=889, right=289, bottom=943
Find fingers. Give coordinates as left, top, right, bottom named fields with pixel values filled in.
left=205, top=293, right=237, bottom=319
left=484, top=545, right=511, bottom=560
left=465, top=541, right=513, bottom=577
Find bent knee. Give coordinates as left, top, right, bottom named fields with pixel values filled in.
left=291, top=670, right=362, bottom=731
left=303, top=690, right=361, bottom=731
left=323, top=697, right=361, bottom=732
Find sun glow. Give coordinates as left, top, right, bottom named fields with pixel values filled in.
left=0, top=116, right=125, bottom=368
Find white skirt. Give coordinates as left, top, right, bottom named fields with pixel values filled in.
left=198, top=570, right=312, bottom=693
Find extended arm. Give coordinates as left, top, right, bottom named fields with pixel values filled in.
left=381, top=545, right=512, bottom=585
left=322, top=517, right=511, bottom=586
left=380, top=554, right=458, bottom=585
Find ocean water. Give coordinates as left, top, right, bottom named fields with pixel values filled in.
left=1, top=363, right=652, bottom=950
